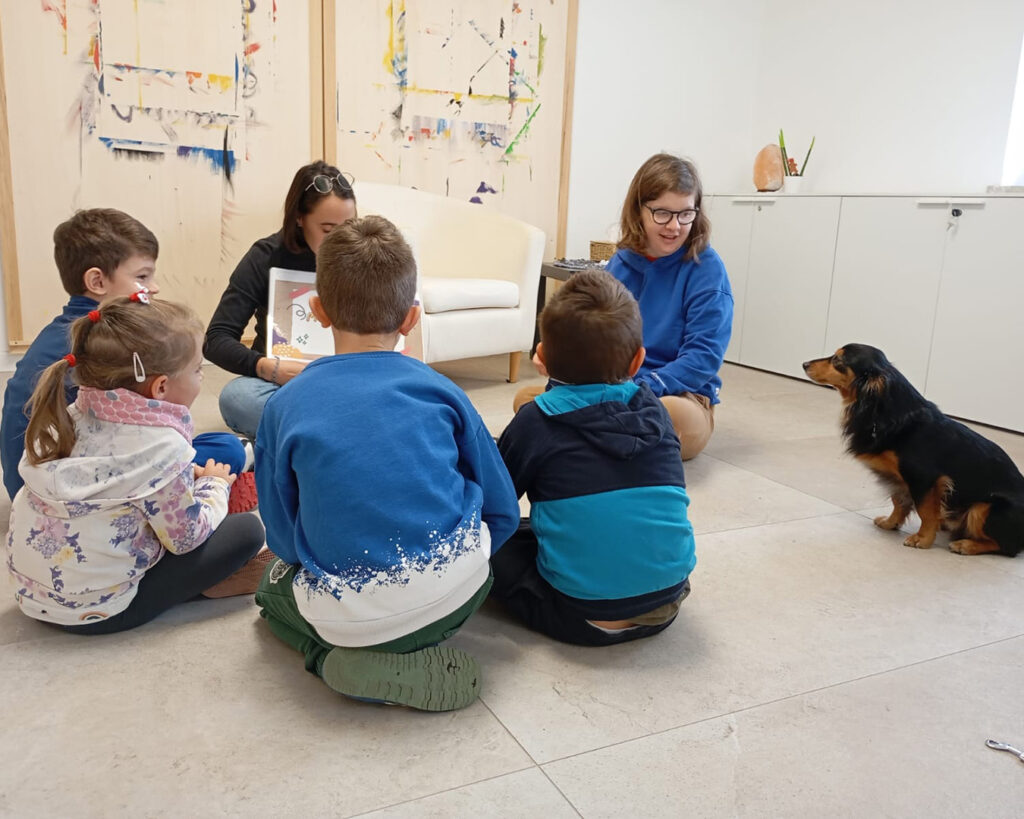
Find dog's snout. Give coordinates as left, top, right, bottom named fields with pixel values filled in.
left=801, top=360, right=812, bottom=371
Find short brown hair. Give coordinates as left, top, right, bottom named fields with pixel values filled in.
left=281, top=160, right=357, bottom=253
left=53, top=209, right=158, bottom=296
left=25, top=297, right=203, bottom=465
left=540, top=269, right=642, bottom=384
left=618, top=153, right=710, bottom=262
left=315, top=215, right=417, bottom=334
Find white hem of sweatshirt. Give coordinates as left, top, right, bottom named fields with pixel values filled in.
left=292, top=523, right=492, bottom=648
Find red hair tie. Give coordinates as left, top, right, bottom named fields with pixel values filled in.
left=88, top=310, right=101, bottom=323
left=63, top=354, right=77, bottom=367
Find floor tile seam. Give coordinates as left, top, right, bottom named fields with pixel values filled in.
left=694, top=453, right=866, bottom=512
left=705, top=434, right=844, bottom=462
left=535, top=633, right=1024, bottom=768
left=694, top=507, right=851, bottom=537
left=342, top=763, right=548, bottom=818
left=478, top=693, right=545, bottom=766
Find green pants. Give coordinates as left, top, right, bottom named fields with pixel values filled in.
left=255, top=559, right=493, bottom=678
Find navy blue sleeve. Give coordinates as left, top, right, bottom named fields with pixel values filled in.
left=497, top=406, right=544, bottom=500
left=1, top=321, right=77, bottom=499
left=461, top=417, right=520, bottom=553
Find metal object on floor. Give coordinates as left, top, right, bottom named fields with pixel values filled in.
left=986, top=739, right=1024, bottom=762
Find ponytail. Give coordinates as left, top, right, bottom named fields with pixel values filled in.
left=24, top=358, right=78, bottom=465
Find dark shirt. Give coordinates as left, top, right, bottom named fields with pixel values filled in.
left=1, top=295, right=99, bottom=499
left=204, top=232, right=316, bottom=377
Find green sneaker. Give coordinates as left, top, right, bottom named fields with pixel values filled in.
left=321, top=645, right=482, bottom=712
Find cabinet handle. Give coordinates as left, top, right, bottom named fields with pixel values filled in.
left=915, top=198, right=987, bottom=208
left=732, top=197, right=776, bottom=204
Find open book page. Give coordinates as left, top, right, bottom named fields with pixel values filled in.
left=267, top=268, right=422, bottom=362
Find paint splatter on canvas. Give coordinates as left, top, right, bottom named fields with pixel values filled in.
left=336, top=0, right=568, bottom=243
left=50, top=0, right=275, bottom=175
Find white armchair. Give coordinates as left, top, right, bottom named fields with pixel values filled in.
left=355, top=181, right=546, bottom=381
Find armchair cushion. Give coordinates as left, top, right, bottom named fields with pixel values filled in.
left=420, top=277, right=520, bottom=314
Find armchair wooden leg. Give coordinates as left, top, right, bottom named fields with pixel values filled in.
left=508, top=351, right=522, bottom=383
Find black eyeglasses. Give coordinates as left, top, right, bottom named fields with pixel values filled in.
left=305, top=171, right=355, bottom=195
left=644, top=204, right=699, bottom=226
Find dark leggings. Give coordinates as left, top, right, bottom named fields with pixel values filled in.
left=61, top=513, right=265, bottom=635
left=490, top=520, right=682, bottom=647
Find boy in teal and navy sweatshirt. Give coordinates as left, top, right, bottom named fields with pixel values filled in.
left=493, top=270, right=696, bottom=646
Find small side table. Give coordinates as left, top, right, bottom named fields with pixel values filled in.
left=533, top=262, right=605, bottom=353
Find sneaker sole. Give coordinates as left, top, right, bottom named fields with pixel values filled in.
left=228, top=472, right=259, bottom=514
left=321, top=645, right=481, bottom=712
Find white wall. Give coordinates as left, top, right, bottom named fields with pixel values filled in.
left=565, top=0, right=763, bottom=256
left=565, top=0, right=1024, bottom=257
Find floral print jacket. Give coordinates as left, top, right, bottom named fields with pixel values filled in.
left=5, top=388, right=230, bottom=625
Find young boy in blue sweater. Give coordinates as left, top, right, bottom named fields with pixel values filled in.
left=254, top=215, right=520, bottom=711
left=1, top=209, right=162, bottom=498
left=493, top=269, right=696, bottom=646
left=0, top=209, right=249, bottom=506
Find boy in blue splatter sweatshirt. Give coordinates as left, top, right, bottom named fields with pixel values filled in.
left=254, top=215, right=519, bottom=711
left=493, top=269, right=695, bottom=646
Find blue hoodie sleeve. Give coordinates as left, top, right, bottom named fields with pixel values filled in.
left=460, top=418, right=520, bottom=553
left=253, top=399, right=300, bottom=565
left=637, top=282, right=734, bottom=398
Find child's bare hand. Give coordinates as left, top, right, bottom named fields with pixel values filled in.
left=193, top=459, right=237, bottom=485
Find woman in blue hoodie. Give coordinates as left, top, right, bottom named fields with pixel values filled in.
left=605, top=153, right=733, bottom=459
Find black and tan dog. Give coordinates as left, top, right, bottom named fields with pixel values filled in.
left=803, top=344, right=1024, bottom=557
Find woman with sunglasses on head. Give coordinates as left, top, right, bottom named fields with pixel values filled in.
left=605, top=153, right=733, bottom=460
left=205, top=160, right=357, bottom=440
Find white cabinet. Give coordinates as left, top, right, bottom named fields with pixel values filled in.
left=925, top=198, right=1024, bottom=431
left=707, top=195, right=754, bottom=362
left=709, top=193, right=1024, bottom=432
left=735, top=196, right=841, bottom=379
left=825, top=198, right=946, bottom=389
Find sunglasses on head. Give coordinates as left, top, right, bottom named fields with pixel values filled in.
left=305, top=171, right=355, bottom=195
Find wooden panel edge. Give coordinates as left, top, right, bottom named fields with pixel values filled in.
left=309, top=0, right=325, bottom=160
left=554, top=0, right=579, bottom=260
left=0, top=12, right=24, bottom=345
left=322, top=0, right=337, bottom=164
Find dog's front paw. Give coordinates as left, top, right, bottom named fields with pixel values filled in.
left=903, top=533, right=935, bottom=549
left=949, top=538, right=999, bottom=555
left=874, top=515, right=901, bottom=530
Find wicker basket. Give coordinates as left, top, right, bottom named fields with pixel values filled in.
left=589, top=240, right=616, bottom=262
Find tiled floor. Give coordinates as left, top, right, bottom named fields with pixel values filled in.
left=1, top=356, right=1023, bottom=817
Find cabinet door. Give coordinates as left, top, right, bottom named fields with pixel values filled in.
left=825, top=198, right=946, bottom=389
left=739, top=196, right=842, bottom=378
left=708, top=197, right=756, bottom=362
left=925, top=198, right=1024, bottom=432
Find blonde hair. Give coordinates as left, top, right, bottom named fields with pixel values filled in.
left=25, top=297, right=203, bottom=465
left=618, top=153, right=710, bottom=262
